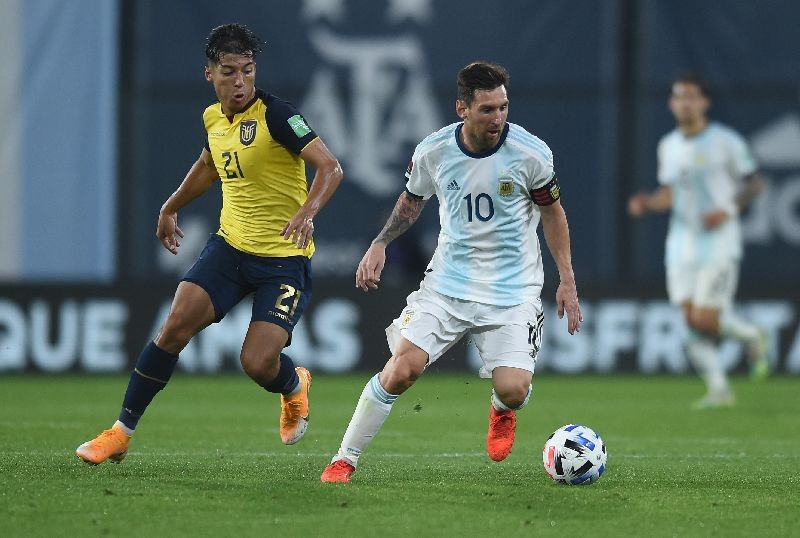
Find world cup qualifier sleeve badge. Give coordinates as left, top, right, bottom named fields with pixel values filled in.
left=240, top=120, right=257, bottom=146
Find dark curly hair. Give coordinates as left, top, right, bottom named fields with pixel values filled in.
left=205, top=24, right=264, bottom=64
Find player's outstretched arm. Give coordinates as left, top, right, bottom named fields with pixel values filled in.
left=355, top=191, right=427, bottom=292
left=540, top=200, right=583, bottom=334
left=282, top=138, right=343, bottom=249
left=627, top=185, right=672, bottom=217
left=157, top=148, right=219, bottom=255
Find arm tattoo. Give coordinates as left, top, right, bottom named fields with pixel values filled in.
left=373, top=192, right=427, bottom=245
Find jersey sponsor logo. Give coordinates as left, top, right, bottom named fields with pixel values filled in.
left=498, top=180, right=514, bottom=197
left=288, top=115, right=311, bottom=138
left=267, top=310, right=293, bottom=325
left=446, top=179, right=460, bottom=191
left=240, top=120, right=257, bottom=146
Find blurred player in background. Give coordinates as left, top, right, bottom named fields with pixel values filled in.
left=628, top=73, right=769, bottom=409
left=321, top=62, right=583, bottom=483
left=76, top=23, right=343, bottom=464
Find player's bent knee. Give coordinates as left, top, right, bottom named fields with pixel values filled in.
left=381, top=352, right=426, bottom=395
left=496, top=382, right=532, bottom=410
left=688, top=313, right=718, bottom=336
left=502, top=391, right=527, bottom=410
left=159, top=327, right=194, bottom=348
left=156, top=316, right=198, bottom=353
left=380, top=367, right=418, bottom=395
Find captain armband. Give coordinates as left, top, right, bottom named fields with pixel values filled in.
left=531, top=176, right=561, bottom=206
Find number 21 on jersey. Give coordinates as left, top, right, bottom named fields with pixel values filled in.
left=221, top=151, right=245, bottom=179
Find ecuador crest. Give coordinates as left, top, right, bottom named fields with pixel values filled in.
left=240, top=120, right=257, bottom=146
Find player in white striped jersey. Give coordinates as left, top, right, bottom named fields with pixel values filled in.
left=628, top=73, right=769, bottom=409
left=322, top=62, right=582, bottom=483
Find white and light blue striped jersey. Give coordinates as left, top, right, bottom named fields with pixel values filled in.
left=657, top=122, right=757, bottom=266
left=405, top=121, right=556, bottom=306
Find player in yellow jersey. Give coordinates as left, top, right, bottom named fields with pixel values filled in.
left=77, top=24, right=343, bottom=465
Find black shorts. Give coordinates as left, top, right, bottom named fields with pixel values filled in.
left=182, top=234, right=312, bottom=338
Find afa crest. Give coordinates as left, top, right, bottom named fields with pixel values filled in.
left=401, top=309, right=416, bottom=327
left=549, top=181, right=561, bottom=200
left=240, top=120, right=257, bottom=146
left=498, top=180, right=515, bottom=197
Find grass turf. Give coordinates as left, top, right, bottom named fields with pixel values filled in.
left=0, top=373, right=798, bottom=537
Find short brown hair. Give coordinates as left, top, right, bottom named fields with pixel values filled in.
left=457, top=62, right=509, bottom=105
left=672, top=72, right=711, bottom=98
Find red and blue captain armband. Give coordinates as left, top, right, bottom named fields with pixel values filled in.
left=531, top=176, right=561, bottom=206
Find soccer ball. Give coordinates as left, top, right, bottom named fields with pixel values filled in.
left=542, top=424, right=607, bottom=485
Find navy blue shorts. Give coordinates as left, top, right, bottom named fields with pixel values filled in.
left=182, top=234, right=312, bottom=339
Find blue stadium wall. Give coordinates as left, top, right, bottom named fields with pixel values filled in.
left=0, top=0, right=119, bottom=281
left=117, top=0, right=800, bottom=285
left=1, top=283, right=799, bottom=374
left=1, top=0, right=799, bottom=374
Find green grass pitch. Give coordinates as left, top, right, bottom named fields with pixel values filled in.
left=1, top=373, right=798, bottom=537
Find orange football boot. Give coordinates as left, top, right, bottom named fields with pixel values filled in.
left=280, top=367, right=312, bottom=445
left=320, top=460, right=356, bottom=483
left=486, top=406, right=516, bottom=462
left=76, top=424, right=131, bottom=465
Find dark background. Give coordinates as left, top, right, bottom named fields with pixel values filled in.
left=2, top=0, right=799, bottom=373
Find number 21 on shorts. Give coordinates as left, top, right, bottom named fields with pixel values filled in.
left=274, top=284, right=302, bottom=316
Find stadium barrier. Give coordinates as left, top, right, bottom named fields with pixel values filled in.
left=1, top=281, right=798, bottom=374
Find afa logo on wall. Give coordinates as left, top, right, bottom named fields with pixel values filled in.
left=744, top=112, right=800, bottom=248
left=300, top=0, right=443, bottom=197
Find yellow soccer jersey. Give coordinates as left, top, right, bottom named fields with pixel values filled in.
left=203, top=89, right=318, bottom=257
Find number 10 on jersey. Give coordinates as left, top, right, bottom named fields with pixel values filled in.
left=463, top=193, right=495, bottom=222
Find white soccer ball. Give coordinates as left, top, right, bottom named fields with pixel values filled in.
left=542, top=424, right=607, bottom=485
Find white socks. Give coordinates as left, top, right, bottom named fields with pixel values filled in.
left=686, top=333, right=729, bottom=395
left=491, top=385, right=532, bottom=412
left=333, top=374, right=398, bottom=467
left=114, top=420, right=134, bottom=436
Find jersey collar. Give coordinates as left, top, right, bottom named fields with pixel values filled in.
left=455, top=123, right=509, bottom=159
left=223, top=88, right=263, bottom=121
